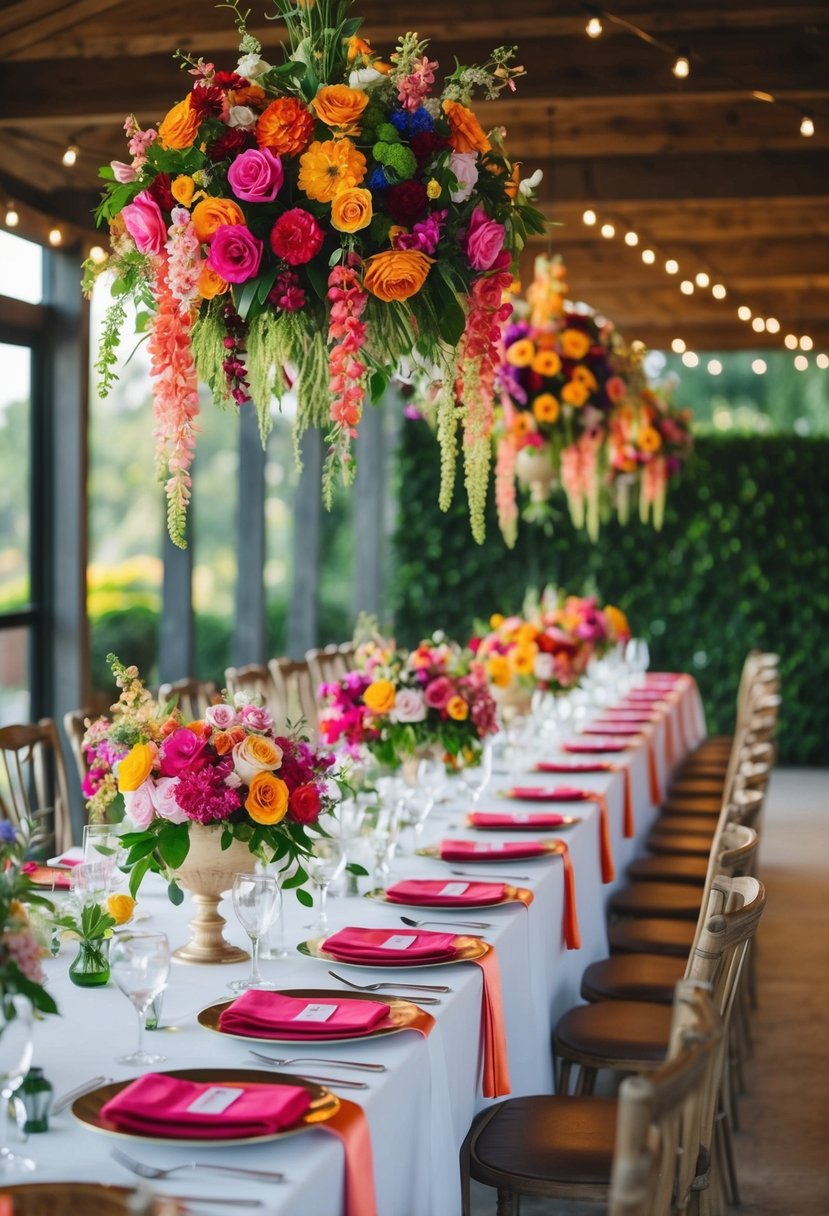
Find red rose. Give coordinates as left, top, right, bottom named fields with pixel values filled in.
left=147, top=172, right=175, bottom=213
left=269, top=208, right=324, bottom=266
left=409, top=131, right=450, bottom=167
left=288, top=782, right=322, bottom=825
left=208, top=128, right=254, bottom=162
left=385, top=180, right=428, bottom=226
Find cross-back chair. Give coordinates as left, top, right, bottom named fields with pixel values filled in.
left=268, top=657, right=319, bottom=735
left=157, top=676, right=219, bottom=722
left=224, top=663, right=281, bottom=720
left=0, top=719, right=73, bottom=854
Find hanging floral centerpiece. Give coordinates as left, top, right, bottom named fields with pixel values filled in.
left=608, top=381, right=694, bottom=530
left=85, top=0, right=546, bottom=547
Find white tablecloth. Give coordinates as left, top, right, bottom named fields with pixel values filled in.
left=22, top=677, right=704, bottom=1216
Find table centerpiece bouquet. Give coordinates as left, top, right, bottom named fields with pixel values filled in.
left=608, top=380, right=694, bottom=530
left=85, top=0, right=546, bottom=548
left=1, top=819, right=58, bottom=1023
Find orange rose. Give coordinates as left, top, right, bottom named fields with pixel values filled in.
left=257, top=97, right=315, bottom=157
left=446, top=696, right=469, bottom=721
left=245, top=771, right=289, bottom=825
left=442, top=100, right=491, bottom=154
left=331, top=187, right=373, bottom=233
left=192, top=198, right=245, bottom=243
left=228, top=83, right=265, bottom=108
left=171, top=175, right=196, bottom=207
left=213, top=724, right=246, bottom=755
left=197, top=263, right=230, bottom=300
left=363, top=680, right=396, bottom=714
left=117, top=743, right=155, bottom=793
left=312, top=85, right=369, bottom=133
left=158, top=96, right=201, bottom=150
left=363, top=250, right=433, bottom=302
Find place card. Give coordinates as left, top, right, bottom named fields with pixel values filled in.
left=186, top=1086, right=245, bottom=1115
left=439, top=882, right=470, bottom=896
left=381, top=934, right=417, bottom=950
left=292, top=1002, right=339, bottom=1023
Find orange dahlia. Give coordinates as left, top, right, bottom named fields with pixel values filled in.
left=256, top=97, right=315, bottom=157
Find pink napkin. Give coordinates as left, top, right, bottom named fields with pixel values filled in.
left=593, top=715, right=654, bottom=726
left=438, top=839, right=551, bottom=861
left=535, top=760, right=613, bottom=774
left=100, top=1072, right=312, bottom=1138
left=323, top=926, right=458, bottom=963
left=219, top=991, right=390, bottom=1039
left=469, top=811, right=570, bottom=829
left=22, top=863, right=71, bottom=889
left=563, top=740, right=629, bottom=754
left=503, top=785, right=589, bottom=802
left=385, top=879, right=506, bottom=906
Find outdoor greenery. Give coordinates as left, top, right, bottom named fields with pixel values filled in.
left=393, top=422, right=829, bottom=765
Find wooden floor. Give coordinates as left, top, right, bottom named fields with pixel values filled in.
left=470, top=767, right=829, bottom=1215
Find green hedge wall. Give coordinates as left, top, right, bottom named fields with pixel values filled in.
left=392, top=426, right=829, bottom=766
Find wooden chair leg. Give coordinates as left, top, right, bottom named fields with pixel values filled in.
left=557, top=1056, right=575, bottom=1095
left=496, top=1188, right=517, bottom=1216
left=575, top=1065, right=597, bottom=1096
left=716, top=1102, right=740, bottom=1207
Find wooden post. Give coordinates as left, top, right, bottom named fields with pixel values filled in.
left=353, top=399, right=397, bottom=622
left=159, top=516, right=194, bottom=683
left=286, top=429, right=322, bottom=659
left=233, top=405, right=267, bottom=665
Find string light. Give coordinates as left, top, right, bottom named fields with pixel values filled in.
left=62, top=143, right=79, bottom=168
left=751, top=358, right=767, bottom=375
left=707, top=359, right=723, bottom=375
left=799, top=335, right=813, bottom=351
left=752, top=90, right=776, bottom=104
left=671, top=338, right=686, bottom=353
left=751, top=317, right=766, bottom=333
left=88, top=245, right=108, bottom=264
left=794, top=355, right=809, bottom=371
left=4, top=202, right=19, bottom=228
left=586, top=16, right=603, bottom=38
left=48, top=227, right=63, bottom=246
left=672, top=48, right=691, bottom=79
left=712, top=283, right=727, bottom=299
left=784, top=334, right=798, bottom=350
left=681, top=350, right=699, bottom=368
left=816, top=354, right=829, bottom=370
left=665, top=259, right=679, bottom=275
left=737, top=306, right=752, bottom=321
left=680, top=279, right=694, bottom=295
left=624, top=231, right=639, bottom=246
left=765, top=317, right=780, bottom=334
left=600, top=222, right=615, bottom=239
left=695, top=271, right=710, bottom=288
left=641, top=248, right=656, bottom=265
left=800, top=111, right=815, bottom=138
left=582, top=208, right=597, bottom=226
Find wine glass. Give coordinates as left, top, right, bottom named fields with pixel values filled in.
left=306, top=839, right=345, bottom=935
left=229, top=873, right=279, bottom=992
left=625, top=638, right=650, bottom=686
left=81, top=825, right=125, bottom=892
left=256, top=863, right=287, bottom=960
left=70, top=859, right=115, bottom=904
left=0, top=996, right=35, bottom=1174
left=110, top=932, right=170, bottom=1066
left=331, top=798, right=368, bottom=895
left=457, top=740, right=493, bottom=806
left=362, top=803, right=400, bottom=887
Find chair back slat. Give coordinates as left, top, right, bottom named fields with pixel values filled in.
left=224, top=664, right=280, bottom=718
left=268, top=658, right=318, bottom=735
left=0, top=720, right=73, bottom=853
left=157, top=678, right=218, bottom=722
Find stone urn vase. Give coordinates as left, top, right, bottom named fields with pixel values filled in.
left=172, top=824, right=255, bottom=965
left=515, top=443, right=556, bottom=504
left=491, top=683, right=534, bottom=726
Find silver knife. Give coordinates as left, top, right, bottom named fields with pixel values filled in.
left=160, top=1198, right=263, bottom=1209
left=53, top=1075, right=113, bottom=1114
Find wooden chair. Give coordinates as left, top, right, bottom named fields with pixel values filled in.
left=157, top=676, right=219, bottom=721
left=0, top=719, right=74, bottom=853
left=306, top=644, right=349, bottom=693
left=462, top=981, right=722, bottom=1216
left=63, top=692, right=114, bottom=794
left=223, top=664, right=281, bottom=719
left=337, top=640, right=356, bottom=671
left=268, top=657, right=319, bottom=735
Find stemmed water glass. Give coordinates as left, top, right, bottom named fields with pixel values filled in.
left=109, top=931, right=170, bottom=1066
left=306, top=839, right=346, bottom=935
left=363, top=803, right=400, bottom=887
left=625, top=638, right=651, bottom=686
left=331, top=798, right=368, bottom=896
left=457, top=740, right=493, bottom=806
left=0, top=996, right=35, bottom=1174
left=229, top=873, right=279, bottom=992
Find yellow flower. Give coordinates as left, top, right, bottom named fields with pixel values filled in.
left=604, top=605, right=629, bottom=639
left=426, top=179, right=442, bottom=200
left=572, top=365, right=598, bottom=392
left=171, top=175, right=196, bottom=207
left=515, top=623, right=538, bottom=646
left=512, top=412, right=537, bottom=438
left=446, top=696, right=469, bottom=721
left=363, top=679, right=396, bottom=714
left=245, top=771, right=289, bottom=825
left=158, top=97, right=200, bottom=150
left=532, top=350, right=562, bottom=377
left=486, top=656, right=512, bottom=688
left=298, top=138, right=367, bottom=203
left=311, top=85, right=369, bottom=134
left=489, top=613, right=505, bottom=629
left=506, top=339, right=536, bottom=367
left=117, top=743, right=154, bottom=793
left=561, top=379, right=590, bottom=407
left=560, top=329, right=592, bottom=360
left=639, top=425, right=663, bottom=453
left=105, top=894, right=136, bottom=925
left=330, top=186, right=373, bottom=233
left=363, top=250, right=433, bottom=302
left=533, top=393, right=560, bottom=423
left=511, top=645, right=537, bottom=675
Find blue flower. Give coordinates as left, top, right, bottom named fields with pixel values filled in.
left=368, top=168, right=390, bottom=191
left=408, top=107, right=434, bottom=134
left=0, top=821, right=17, bottom=846
left=389, top=110, right=409, bottom=135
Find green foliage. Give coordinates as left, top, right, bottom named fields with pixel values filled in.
left=392, top=422, right=829, bottom=765
left=91, top=607, right=158, bottom=691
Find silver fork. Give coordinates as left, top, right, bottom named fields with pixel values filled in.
left=247, top=1050, right=385, bottom=1072
left=327, top=968, right=451, bottom=994
left=399, top=915, right=491, bottom=930
left=110, top=1147, right=284, bottom=1184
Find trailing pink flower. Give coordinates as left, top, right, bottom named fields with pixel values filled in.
left=166, top=206, right=202, bottom=309
left=326, top=257, right=369, bottom=467
left=494, top=434, right=519, bottom=547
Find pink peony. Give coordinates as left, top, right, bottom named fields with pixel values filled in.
left=207, top=223, right=263, bottom=283
left=237, top=703, right=273, bottom=733
left=227, top=147, right=284, bottom=203
left=205, top=703, right=238, bottom=731
left=424, top=676, right=454, bottom=710
left=448, top=152, right=479, bottom=203
left=269, top=208, right=324, bottom=266
left=121, top=190, right=167, bottom=254
left=159, top=727, right=207, bottom=776
left=150, top=775, right=189, bottom=823
left=462, top=205, right=506, bottom=272
left=123, top=779, right=156, bottom=828
left=390, top=688, right=427, bottom=723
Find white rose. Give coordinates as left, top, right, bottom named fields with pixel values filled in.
left=390, top=688, right=428, bottom=724
left=237, top=53, right=271, bottom=79
left=123, top=780, right=156, bottom=829
left=533, top=653, right=555, bottom=682
left=228, top=105, right=257, bottom=129
left=149, top=776, right=188, bottom=824
left=348, top=67, right=386, bottom=89
left=449, top=152, right=479, bottom=203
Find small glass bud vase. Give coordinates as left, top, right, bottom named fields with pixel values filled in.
left=18, top=1068, right=53, bottom=1134
left=68, top=938, right=110, bottom=987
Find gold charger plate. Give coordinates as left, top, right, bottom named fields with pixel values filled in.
left=416, top=840, right=566, bottom=862
left=364, top=886, right=529, bottom=911
left=198, top=987, right=424, bottom=1043
left=0, top=1183, right=135, bottom=1216
left=298, top=935, right=489, bottom=968
left=466, top=813, right=581, bottom=830
left=72, top=1067, right=340, bottom=1146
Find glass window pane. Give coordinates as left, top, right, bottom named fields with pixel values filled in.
left=0, top=343, right=31, bottom=611
left=0, top=231, right=43, bottom=304
left=0, top=626, right=30, bottom=726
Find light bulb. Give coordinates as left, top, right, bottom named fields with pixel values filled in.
left=62, top=143, right=79, bottom=167
left=582, top=208, right=597, bottom=226
left=586, top=16, right=603, bottom=38
left=800, top=335, right=813, bottom=351
left=695, top=271, right=710, bottom=288
left=752, top=90, right=776, bottom=104
left=737, top=305, right=752, bottom=321
left=707, top=359, right=722, bottom=376
left=641, top=248, right=656, bottom=265
left=624, top=231, right=639, bottom=246
left=794, top=355, right=808, bottom=371
left=784, top=333, right=798, bottom=350
left=765, top=317, right=780, bottom=334
left=48, top=227, right=63, bottom=246
left=751, top=358, right=767, bottom=375
left=600, top=222, right=615, bottom=239
left=680, top=279, right=694, bottom=295
left=800, top=111, right=815, bottom=138
left=671, top=338, right=686, bottom=354
left=682, top=351, right=699, bottom=368
left=751, top=317, right=766, bottom=332
left=665, top=259, right=679, bottom=275
left=88, top=245, right=108, bottom=264
left=712, top=283, right=727, bottom=299
left=672, top=48, right=691, bottom=79
left=4, top=203, right=19, bottom=227
left=816, top=353, right=828, bottom=369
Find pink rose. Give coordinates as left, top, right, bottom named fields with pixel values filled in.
left=227, top=147, right=284, bottom=203
left=150, top=776, right=189, bottom=823
left=462, top=205, right=506, bottom=272
left=424, top=677, right=454, bottom=710
left=237, top=703, right=273, bottom=733
left=159, top=727, right=207, bottom=776
left=124, top=779, right=156, bottom=828
left=448, top=152, right=478, bottom=203
left=205, top=703, right=238, bottom=731
left=269, top=208, right=324, bottom=266
left=207, top=223, right=263, bottom=283
left=390, top=688, right=427, bottom=723
left=121, top=190, right=167, bottom=255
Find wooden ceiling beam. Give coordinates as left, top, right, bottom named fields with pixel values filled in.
left=0, top=0, right=126, bottom=56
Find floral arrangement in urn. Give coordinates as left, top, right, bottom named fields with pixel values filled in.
left=86, top=0, right=545, bottom=546
left=319, top=634, right=498, bottom=767
left=83, top=656, right=339, bottom=906
left=608, top=381, right=694, bottom=530
left=0, top=820, right=57, bottom=1022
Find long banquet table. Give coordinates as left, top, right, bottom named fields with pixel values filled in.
left=22, top=677, right=704, bottom=1216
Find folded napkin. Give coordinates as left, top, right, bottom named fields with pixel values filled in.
left=563, top=740, right=629, bottom=754
left=22, top=862, right=71, bottom=889
left=469, top=811, right=571, bottom=830
left=219, top=991, right=390, bottom=1039
left=535, top=760, right=613, bottom=774
left=100, top=1072, right=312, bottom=1139
left=323, top=926, right=458, bottom=963
left=501, top=785, right=588, bottom=802
left=438, top=839, right=551, bottom=862
left=583, top=725, right=643, bottom=737
left=593, top=714, right=654, bottom=726
left=385, top=879, right=506, bottom=906
left=46, top=849, right=83, bottom=868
